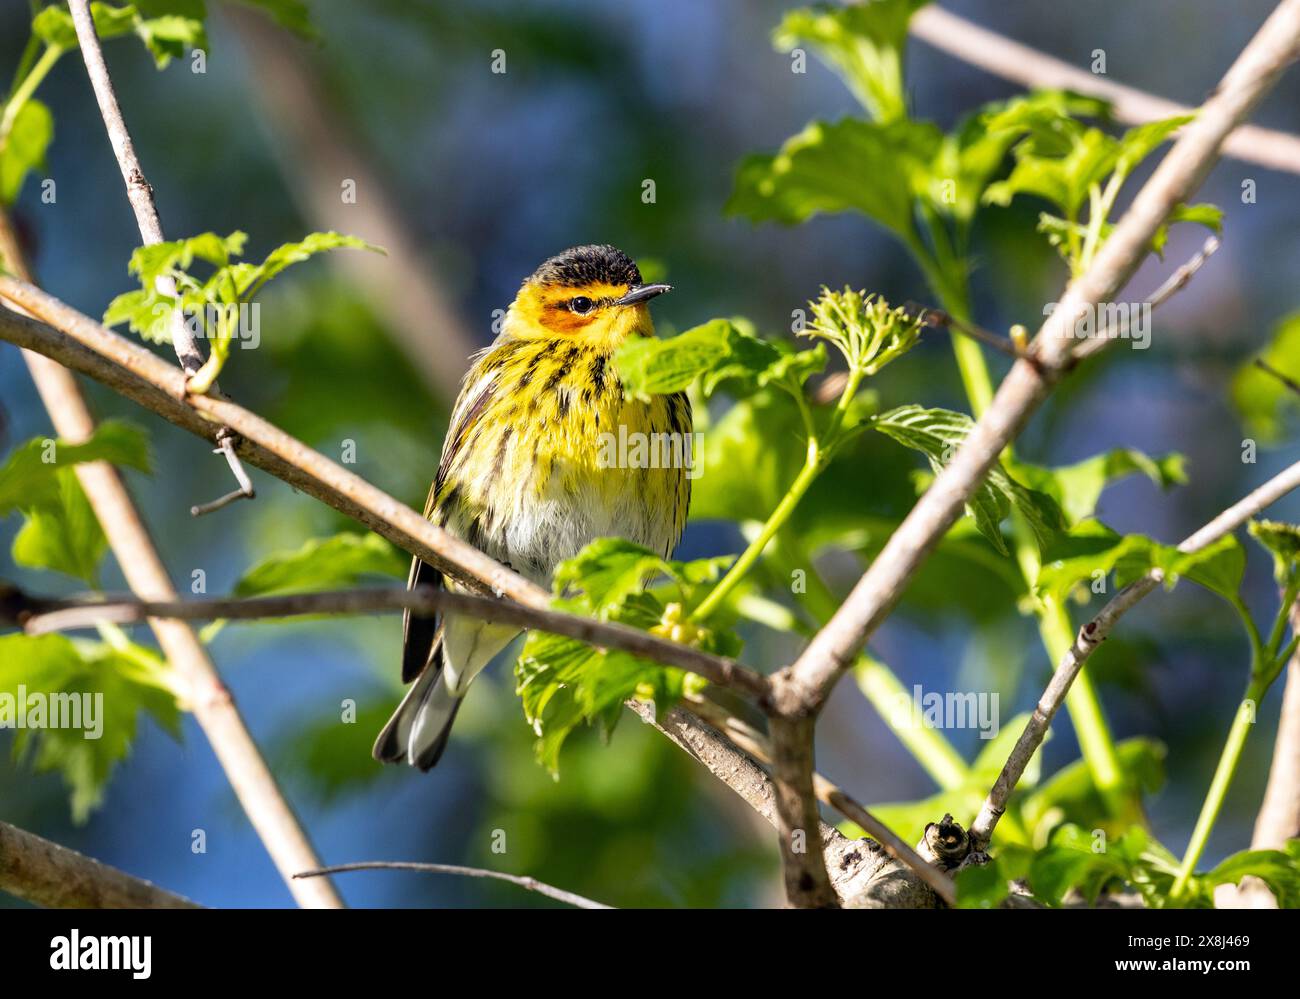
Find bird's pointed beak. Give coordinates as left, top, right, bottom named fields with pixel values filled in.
left=615, top=283, right=672, bottom=306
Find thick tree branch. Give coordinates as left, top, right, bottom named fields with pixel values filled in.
left=0, top=211, right=342, bottom=909
left=783, top=0, right=1300, bottom=715
left=295, top=862, right=611, bottom=909
left=970, top=457, right=1300, bottom=848
left=13, top=584, right=769, bottom=699
left=680, top=694, right=958, bottom=904
left=628, top=702, right=941, bottom=907
left=66, top=0, right=253, bottom=514
left=911, top=3, right=1300, bottom=176
left=0, top=819, right=200, bottom=909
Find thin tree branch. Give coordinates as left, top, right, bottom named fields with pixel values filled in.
left=782, top=0, right=1300, bottom=716
left=0, top=819, right=200, bottom=909
left=65, top=0, right=253, bottom=515
left=970, top=457, right=1300, bottom=849
left=1073, top=236, right=1222, bottom=362
left=0, top=211, right=343, bottom=909
left=910, top=3, right=1300, bottom=176
left=13, top=585, right=770, bottom=699
left=294, top=862, right=612, bottom=909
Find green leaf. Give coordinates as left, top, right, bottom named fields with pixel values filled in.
left=31, top=3, right=136, bottom=50
left=954, top=848, right=1034, bottom=909
left=515, top=540, right=737, bottom=772
left=108, top=230, right=379, bottom=355
left=614, top=318, right=824, bottom=402
left=729, top=117, right=940, bottom=239
left=232, top=532, right=407, bottom=596
left=0, top=98, right=53, bottom=205
left=0, top=420, right=151, bottom=514
left=1020, top=738, right=1166, bottom=846
left=1150, top=202, right=1222, bottom=256
left=0, top=421, right=149, bottom=584
left=1035, top=520, right=1172, bottom=605
left=981, top=95, right=1202, bottom=270
left=12, top=471, right=106, bottom=584
left=1205, top=844, right=1300, bottom=908
left=247, top=232, right=381, bottom=296
left=1232, top=313, right=1300, bottom=442
left=1028, top=824, right=1179, bottom=906
left=871, top=405, right=1067, bottom=555
left=1179, top=535, right=1247, bottom=602
left=772, top=1, right=929, bottom=124
left=233, top=0, right=316, bottom=39
left=1012, top=448, right=1186, bottom=526
left=1248, top=519, right=1300, bottom=585
left=872, top=405, right=1008, bottom=553
left=0, top=633, right=181, bottom=822
left=127, top=230, right=248, bottom=289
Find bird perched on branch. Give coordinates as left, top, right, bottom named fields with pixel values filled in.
left=374, top=245, right=690, bottom=770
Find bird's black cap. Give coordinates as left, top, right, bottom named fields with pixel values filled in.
left=530, top=244, right=642, bottom=288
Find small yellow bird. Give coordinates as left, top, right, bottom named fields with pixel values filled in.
left=374, top=245, right=690, bottom=769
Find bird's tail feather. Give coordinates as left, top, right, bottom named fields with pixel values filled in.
left=374, top=616, right=517, bottom=770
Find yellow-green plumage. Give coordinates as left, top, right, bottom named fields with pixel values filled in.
left=374, top=244, right=690, bottom=770
left=434, top=336, right=690, bottom=579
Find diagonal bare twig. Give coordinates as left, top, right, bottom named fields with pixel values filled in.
left=970, top=457, right=1300, bottom=848
left=66, top=0, right=254, bottom=516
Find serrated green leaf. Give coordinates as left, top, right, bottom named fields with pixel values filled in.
left=614, top=318, right=824, bottom=402
left=0, top=633, right=181, bottom=822
left=1206, top=844, right=1300, bottom=908
left=728, top=117, right=940, bottom=239
left=1232, top=312, right=1300, bottom=443
left=1249, top=519, right=1300, bottom=584
left=12, top=471, right=106, bottom=584
left=871, top=405, right=1067, bottom=556
left=515, top=539, right=739, bottom=773
left=1012, top=448, right=1187, bottom=526
left=772, top=1, right=928, bottom=124
left=0, top=420, right=151, bottom=514
left=233, top=531, right=407, bottom=596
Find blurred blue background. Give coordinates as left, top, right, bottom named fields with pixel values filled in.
left=2, top=0, right=1300, bottom=907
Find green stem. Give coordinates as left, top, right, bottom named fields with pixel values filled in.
left=854, top=656, right=970, bottom=790
left=691, top=447, right=825, bottom=623
left=1170, top=676, right=1267, bottom=902
left=767, top=532, right=978, bottom=790
left=0, top=44, right=62, bottom=153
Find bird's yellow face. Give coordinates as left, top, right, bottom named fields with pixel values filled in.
left=503, top=245, right=671, bottom=348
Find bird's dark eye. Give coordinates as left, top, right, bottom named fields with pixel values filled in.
left=569, top=296, right=594, bottom=315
